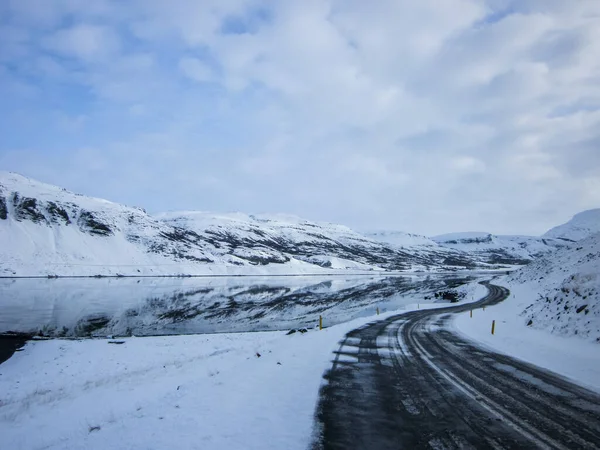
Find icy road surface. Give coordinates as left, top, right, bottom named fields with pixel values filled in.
left=312, top=283, right=600, bottom=449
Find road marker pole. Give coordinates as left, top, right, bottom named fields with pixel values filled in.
left=376, top=307, right=380, bottom=315
left=470, top=310, right=473, bottom=318
left=319, top=315, right=323, bottom=330
left=491, top=320, right=496, bottom=335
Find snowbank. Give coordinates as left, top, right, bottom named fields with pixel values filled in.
left=506, top=232, right=600, bottom=343
left=454, top=232, right=600, bottom=391
left=453, top=280, right=600, bottom=393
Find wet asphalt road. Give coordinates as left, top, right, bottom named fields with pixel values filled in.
left=311, top=283, right=600, bottom=449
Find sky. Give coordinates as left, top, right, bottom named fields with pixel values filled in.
left=1, top=0, right=599, bottom=236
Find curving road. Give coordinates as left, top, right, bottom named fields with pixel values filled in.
left=311, top=283, right=600, bottom=449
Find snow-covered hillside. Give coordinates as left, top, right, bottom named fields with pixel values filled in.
left=159, top=212, right=482, bottom=273
left=0, top=172, right=261, bottom=277
left=543, top=209, right=600, bottom=242
left=507, top=232, right=600, bottom=342
left=365, top=230, right=439, bottom=248
left=0, top=172, right=489, bottom=277
left=432, top=232, right=567, bottom=265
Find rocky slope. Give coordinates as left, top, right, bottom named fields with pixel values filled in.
left=0, top=172, right=490, bottom=277
left=508, top=232, right=600, bottom=342
left=431, top=232, right=568, bottom=265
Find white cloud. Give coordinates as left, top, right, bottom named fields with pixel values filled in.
left=179, top=57, right=214, bottom=83
left=43, top=24, right=120, bottom=61
left=1, top=0, right=600, bottom=236
left=452, top=156, right=486, bottom=174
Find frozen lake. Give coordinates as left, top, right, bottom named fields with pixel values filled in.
left=0, top=274, right=486, bottom=338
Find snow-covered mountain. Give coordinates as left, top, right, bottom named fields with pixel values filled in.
left=364, top=231, right=439, bottom=248
left=543, top=209, right=600, bottom=242
left=429, top=210, right=599, bottom=264
left=0, top=172, right=490, bottom=277
left=159, top=212, right=481, bottom=272
left=507, top=232, right=600, bottom=342
left=431, top=232, right=567, bottom=265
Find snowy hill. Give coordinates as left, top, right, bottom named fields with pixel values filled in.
left=543, top=209, right=600, bottom=242
left=0, top=172, right=239, bottom=277
left=157, top=211, right=481, bottom=273
left=507, top=232, right=600, bottom=342
left=431, top=209, right=599, bottom=264
left=0, top=172, right=489, bottom=277
left=432, top=232, right=567, bottom=265
left=364, top=231, right=439, bottom=248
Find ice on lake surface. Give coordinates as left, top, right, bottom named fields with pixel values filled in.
left=0, top=274, right=484, bottom=338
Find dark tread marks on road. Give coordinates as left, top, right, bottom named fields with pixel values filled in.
left=312, top=282, right=600, bottom=450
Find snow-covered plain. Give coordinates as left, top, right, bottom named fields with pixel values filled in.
left=0, top=285, right=484, bottom=450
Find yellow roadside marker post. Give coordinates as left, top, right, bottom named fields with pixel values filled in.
left=491, top=320, right=496, bottom=335
left=319, top=315, right=323, bottom=330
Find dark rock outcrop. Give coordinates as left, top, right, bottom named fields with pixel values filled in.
left=78, top=211, right=113, bottom=236
left=13, top=196, right=47, bottom=224
left=47, top=202, right=71, bottom=225
left=0, top=195, right=7, bottom=220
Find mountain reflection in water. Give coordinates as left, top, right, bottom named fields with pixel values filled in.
left=0, top=275, right=483, bottom=338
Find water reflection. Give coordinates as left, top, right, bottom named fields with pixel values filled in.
left=0, top=275, right=482, bottom=337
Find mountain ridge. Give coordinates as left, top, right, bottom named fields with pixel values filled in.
left=543, top=209, right=600, bottom=242
left=0, top=172, right=491, bottom=277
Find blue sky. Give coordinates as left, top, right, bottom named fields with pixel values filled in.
left=1, top=0, right=599, bottom=236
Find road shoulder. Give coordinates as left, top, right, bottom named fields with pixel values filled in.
left=453, top=281, right=600, bottom=393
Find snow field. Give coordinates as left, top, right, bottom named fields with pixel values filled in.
left=0, top=327, right=349, bottom=450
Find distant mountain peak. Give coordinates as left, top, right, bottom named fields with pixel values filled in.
left=543, top=208, right=600, bottom=242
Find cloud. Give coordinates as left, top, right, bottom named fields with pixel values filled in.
left=452, top=156, right=487, bottom=174
left=43, top=24, right=120, bottom=61
left=1, top=0, right=600, bottom=236
left=179, top=57, right=214, bottom=83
